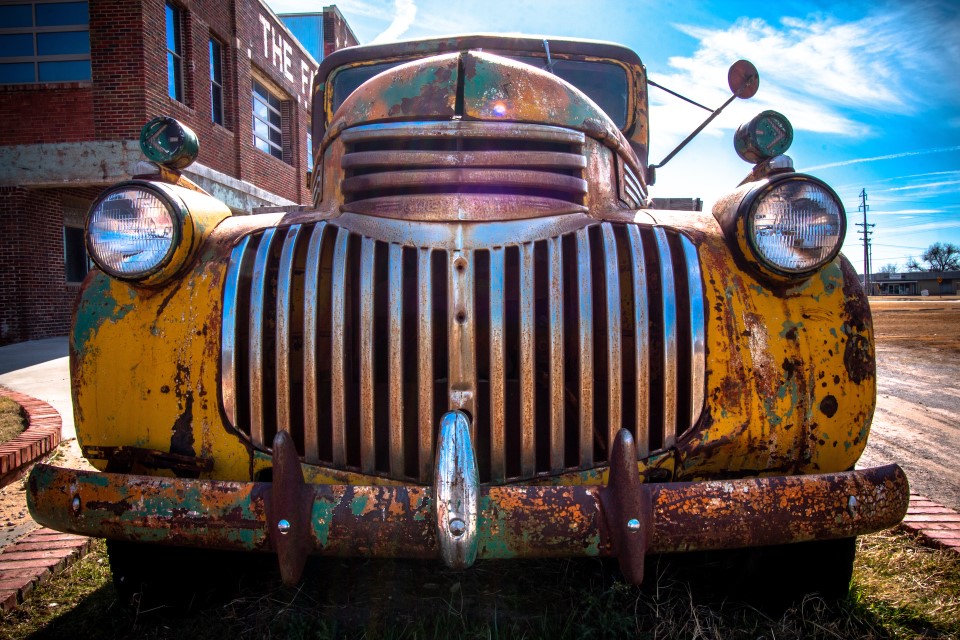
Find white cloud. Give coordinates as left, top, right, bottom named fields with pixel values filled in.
left=800, top=146, right=960, bottom=172
left=370, top=0, right=418, bottom=43
left=651, top=4, right=960, bottom=140
left=886, top=180, right=960, bottom=192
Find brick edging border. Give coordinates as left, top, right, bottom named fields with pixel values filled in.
left=899, top=494, right=960, bottom=553
left=0, top=387, right=62, bottom=489
left=0, top=528, right=91, bottom=611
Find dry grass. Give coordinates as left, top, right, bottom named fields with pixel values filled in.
left=0, top=397, right=26, bottom=445
left=1, top=528, right=958, bottom=639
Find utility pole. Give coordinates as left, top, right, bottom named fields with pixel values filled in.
left=856, top=189, right=874, bottom=294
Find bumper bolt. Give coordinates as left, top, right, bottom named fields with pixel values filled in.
left=847, top=495, right=858, bottom=517
left=449, top=518, right=466, bottom=537
left=71, top=496, right=81, bottom=515
left=277, top=519, right=291, bottom=535
left=626, top=518, right=641, bottom=531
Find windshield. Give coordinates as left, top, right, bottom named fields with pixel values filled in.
left=331, top=55, right=629, bottom=128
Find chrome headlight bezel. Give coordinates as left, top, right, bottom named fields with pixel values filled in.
left=727, top=173, right=847, bottom=280
left=85, top=181, right=186, bottom=282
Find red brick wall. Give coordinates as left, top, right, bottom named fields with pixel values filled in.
left=0, top=188, right=102, bottom=344
left=0, top=0, right=357, bottom=342
left=0, top=85, right=94, bottom=145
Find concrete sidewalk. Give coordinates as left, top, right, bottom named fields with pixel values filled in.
left=0, top=337, right=74, bottom=441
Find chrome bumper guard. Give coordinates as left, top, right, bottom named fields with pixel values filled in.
left=27, top=411, right=909, bottom=586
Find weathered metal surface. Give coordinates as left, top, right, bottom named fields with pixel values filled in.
left=269, top=430, right=312, bottom=586
left=27, top=462, right=909, bottom=569
left=599, top=430, right=651, bottom=584
left=337, top=121, right=588, bottom=221
left=325, top=53, right=458, bottom=143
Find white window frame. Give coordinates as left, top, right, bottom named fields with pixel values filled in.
left=252, top=79, right=284, bottom=161
left=0, top=1, right=91, bottom=85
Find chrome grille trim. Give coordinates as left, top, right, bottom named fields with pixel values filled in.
left=601, top=223, right=623, bottom=449
left=654, top=227, right=678, bottom=449
left=681, top=235, right=707, bottom=429
left=488, top=248, right=507, bottom=483
left=359, top=236, right=376, bottom=474
left=547, top=236, right=565, bottom=473
left=625, top=225, right=650, bottom=458
left=222, top=222, right=707, bottom=483
left=330, top=229, right=349, bottom=467
left=416, top=248, right=434, bottom=482
left=388, top=243, right=404, bottom=476
left=248, top=227, right=277, bottom=448
left=575, top=227, right=595, bottom=468
left=221, top=235, right=251, bottom=428
left=275, top=224, right=302, bottom=435
left=519, top=242, right=536, bottom=477
left=302, top=222, right=327, bottom=463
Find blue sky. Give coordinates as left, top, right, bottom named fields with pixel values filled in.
left=270, top=0, right=960, bottom=273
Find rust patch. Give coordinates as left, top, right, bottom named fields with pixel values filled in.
left=819, top=395, right=838, bottom=418
left=840, top=259, right=871, bottom=332
left=843, top=334, right=875, bottom=383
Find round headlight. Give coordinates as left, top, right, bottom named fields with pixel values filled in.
left=87, top=184, right=181, bottom=280
left=745, top=177, right=845, bottom=275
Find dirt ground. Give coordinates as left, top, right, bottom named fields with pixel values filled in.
left=859, top=297, right=960, bottom=512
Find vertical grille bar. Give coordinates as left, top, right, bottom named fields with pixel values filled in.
left=547, top=237, right=564, bottom=473
left=359, top=236, right=376, bottom=474
left=488, top=247, right=507, bottom=482
left=448, top=252, right=477, bottom=439
left=681, top=234, right=706, bottom=429
left=248, top=227, right=277, bottom=449
left=387, top=243, right=404, bottom=475
left=302, top=222, right=326, bottom=463
left=575, top=227, right=594, bottom=467
left=654, top=227, right=678, bottom=448
left=222, top=220, right=707, bottom=482
left=330, top=229, right=350, bottom=466
left=519, top=242, right=536, bottom=477
left=416, top=248, right=434, bottom=482
left=600, top=223, right=622, bottom=446
left=625, top=225, right=650, bottom=458
left=221, top=235, right=251, bottom=428
left=275, top=225, right=302, bottom=433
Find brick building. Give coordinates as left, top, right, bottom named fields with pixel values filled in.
left=0, top=1, right=358, bottom=344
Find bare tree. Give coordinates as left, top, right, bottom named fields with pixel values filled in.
left=879, top=264, right=899, bottom=274
left=920, top=242, right=960, bottom=272
left=905, top=256, right=923, bottom=272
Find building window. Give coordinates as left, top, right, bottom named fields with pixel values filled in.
left=0, top=2, right=91, bottom=85
left=209, top=37, right=224, bottom=125
left=306, top=132, right=313, bottom=172
left=165, top=2, right=183, bottom=101
left=252, top=79, right=284, bottom=161
left=63, top=225, right=90, bottom=284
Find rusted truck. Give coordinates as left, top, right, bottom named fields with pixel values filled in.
left=28, top=34, right=908, bottom=604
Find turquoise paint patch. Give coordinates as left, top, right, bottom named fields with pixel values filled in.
left=72, top=275, right=136, bottom=352
left=779, top=321, right=804, bottom=339
left=312, top=498, right=335, bottom=547
left=350, top=495, right=369, bottom=517
left=819, top=263, right=842, bottom=295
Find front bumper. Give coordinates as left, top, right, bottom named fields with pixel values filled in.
left=27, top=423, right=909, bottom=587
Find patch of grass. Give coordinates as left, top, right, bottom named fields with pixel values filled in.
left=1, top=529, right=957, bottom=639
left=0, top=397, right=26, bottom=445
left=853, top=529, right=960, bottom=638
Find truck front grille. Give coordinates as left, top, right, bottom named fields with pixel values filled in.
left=339, top=122, right=588, bottom=218
left=221, top=221, right=705, bottom=484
